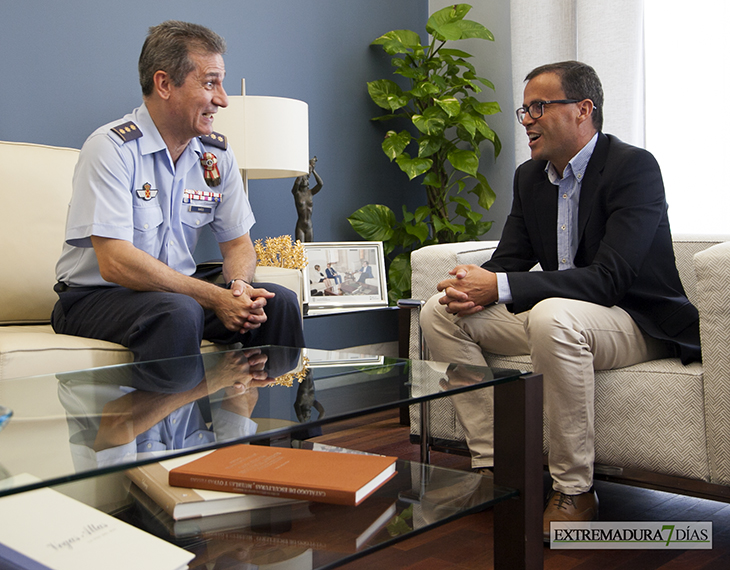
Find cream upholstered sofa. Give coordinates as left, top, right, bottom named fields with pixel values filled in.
left=408, top=236, right=730, bottom=498
left=0, top=140, right=303, bottom=381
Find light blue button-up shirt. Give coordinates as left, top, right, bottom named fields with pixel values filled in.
left=496, top=133, right=599, bottom=304
left=56, top=104, right=255, bottom=287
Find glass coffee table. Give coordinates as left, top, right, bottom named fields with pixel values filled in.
left=0, top=346, right=542, bottom=569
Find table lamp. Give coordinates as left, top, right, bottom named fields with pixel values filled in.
left=212, top=79, right=310, bottom=194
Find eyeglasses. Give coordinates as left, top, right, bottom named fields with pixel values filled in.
left=515, top=99, right=582, bottom=124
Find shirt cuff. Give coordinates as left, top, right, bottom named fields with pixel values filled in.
left=496, top=273, right=513, bottom=305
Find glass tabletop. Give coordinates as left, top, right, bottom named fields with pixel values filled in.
left=0, top=345, right=523, bottom=498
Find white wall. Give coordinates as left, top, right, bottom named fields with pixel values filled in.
left=645, top=0, right=730, bottom=235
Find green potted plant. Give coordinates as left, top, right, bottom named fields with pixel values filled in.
left=348, top=4, right=501, bottom=303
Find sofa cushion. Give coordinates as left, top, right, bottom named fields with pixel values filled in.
left=694, top=241, right=730, bottom=485
left=592, top=359, right=708, bottom=480
left=0, top=141, right=80, bottom=325
left=0, top=325, right=230, bottom=380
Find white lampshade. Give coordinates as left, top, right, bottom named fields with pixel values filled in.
left=212, top=80, right=309, bottom=186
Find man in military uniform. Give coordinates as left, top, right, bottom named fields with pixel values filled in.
left=52, top=21, right=303, bottom=367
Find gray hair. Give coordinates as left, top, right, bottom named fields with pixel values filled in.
left=138, top=20, right=226, bottom=97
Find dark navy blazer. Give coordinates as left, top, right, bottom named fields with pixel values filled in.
left=483, top=133, right=701, bottom=364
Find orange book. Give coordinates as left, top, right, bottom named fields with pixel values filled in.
left=168, top=444, right=397, bottom=506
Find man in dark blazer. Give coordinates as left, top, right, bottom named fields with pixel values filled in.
left=420, top=61, right=700, bottom=539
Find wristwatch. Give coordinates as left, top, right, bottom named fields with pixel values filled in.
left=227, top=278, right=250, bottom=289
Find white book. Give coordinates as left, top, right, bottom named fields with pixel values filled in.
left=127, top=451, right=303, bottom=521
left=0, top=474, right=194, bottom=570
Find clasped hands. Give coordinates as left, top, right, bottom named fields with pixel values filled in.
left=205, top=348, right=275, bottom=395
left=437, top=264, right=498, bottom=317
left=217, top=280, right=275, bottom=334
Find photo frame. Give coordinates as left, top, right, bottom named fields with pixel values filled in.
left=303, top=242, right=388, bottom=311
left=304, top=348, right=385, bottom=368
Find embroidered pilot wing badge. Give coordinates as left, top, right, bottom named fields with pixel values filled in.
left=111, top=121, right=143, bottom=143
left=136, top=182, right=158, bottom=200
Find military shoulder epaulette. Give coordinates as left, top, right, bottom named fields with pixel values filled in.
left=110, top=121, right=143, bottom=143
left=200, top=131, right=227, bottom=150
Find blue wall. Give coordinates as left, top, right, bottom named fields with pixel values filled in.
left=1, top=0, right=428, bottom=258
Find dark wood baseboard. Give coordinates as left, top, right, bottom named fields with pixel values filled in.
left=593, top=461, right=730, bottom=503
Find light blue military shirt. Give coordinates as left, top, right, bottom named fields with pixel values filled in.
left=56, top=103, right=255, bottom=287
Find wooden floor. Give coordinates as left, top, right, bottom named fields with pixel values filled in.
left=309, top=410, right=730, bottom=570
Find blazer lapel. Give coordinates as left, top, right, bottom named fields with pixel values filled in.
left=577, top=132, right=609, bottom=239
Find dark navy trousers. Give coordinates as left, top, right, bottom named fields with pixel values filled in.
left=51, top=282, right=305, bottom=364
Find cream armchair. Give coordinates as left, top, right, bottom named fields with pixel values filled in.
left=408, top=235, right=730, bottom=499
left=0, top=140, right=303, bottom=381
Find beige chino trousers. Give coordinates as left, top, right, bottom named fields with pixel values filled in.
left=420, top=295, right=671, bottom=494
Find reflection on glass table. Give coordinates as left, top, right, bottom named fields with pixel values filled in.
left=0, top=346, right=522, bottom=499
left=0, top=405, right=11, bottom=432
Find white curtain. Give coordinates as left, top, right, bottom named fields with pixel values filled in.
left=509, top=0, right=645, bottom=166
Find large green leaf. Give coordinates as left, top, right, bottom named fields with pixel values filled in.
left=414, top=205, right=431, bottom=223
left=395, top=155, right=433, bottom=180
left=417, top=135, right=442, bottom=158
left=391, top=224, right=420, bottom=250
left=473, top=101, right=501, bottom=115
left=427, top=4, right=472, bottom=40
left=456, top=112, right=478, bottom=138
left=454, top=20, right=494, bottom=41
left=435, top=96, right=461, bottom=117
left=370, top=113, right=401, bottom=122
left=409, top=81, right=440, bottom=98
left=432, top=22, right=464, bottom=42
left=404, top=220, right=430, bottom=243
left=472, top=173, right=497, bottom=210
left=412, top=107, right=447, bottom=136
left=464, top=219, right=493, bottom=238
left=395, top=62, right=427, bottom=81
left=347, top=204, right=396, bottom=241
left=388, top=253, right=412, bottom=303
left=382, top=130, right=411, bottom=161
left=367, top=80, right=408, bottom=111
left=476, top=122, right=502, bottom=157
left=438, top=48, right=474, bottom=58
left=451, top=196, right=471, bottom=209
left=474, top=76, right=495, bottom=90
left=447, top=148, right=479, bottom=176
left=432, top=214, right=448, bottom=235
left=372, top=30, right=422, bottom=55
left=422, top=171, right=442, bottom=187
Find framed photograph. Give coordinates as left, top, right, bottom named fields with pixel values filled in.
left=304, top=348, right=385, bottom=368
left=303, top=242, right=388, bottom=310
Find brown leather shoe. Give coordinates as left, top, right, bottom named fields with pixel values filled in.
left=543, top=490, right=598, bottom=542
